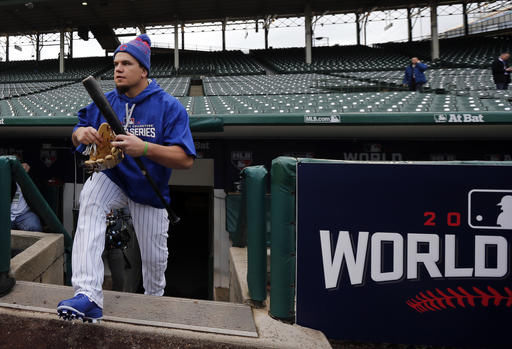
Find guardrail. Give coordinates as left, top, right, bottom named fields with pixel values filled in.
left=242, top=166, right=268, bottom=307
left=227, top=166, right=268, bottom=306
left=0, top=156, right=72, bottom=285
left=2, top=111, right=512, bottom=127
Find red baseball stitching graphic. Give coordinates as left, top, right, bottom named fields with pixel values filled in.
left=406, top=286, right=512, bottom=313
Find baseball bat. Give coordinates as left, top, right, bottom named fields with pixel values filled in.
left=82, top=75, right=180, bottom=225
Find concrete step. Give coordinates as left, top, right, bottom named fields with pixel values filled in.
left=189, top=85, right=204, bottom=96
left=0, top=281, right=257, bottom=337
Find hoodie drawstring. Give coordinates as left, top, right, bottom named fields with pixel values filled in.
left=124, top=103, right=136, bottom=132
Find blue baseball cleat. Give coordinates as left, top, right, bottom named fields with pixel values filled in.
left=57, top=293, right=103, bottom=323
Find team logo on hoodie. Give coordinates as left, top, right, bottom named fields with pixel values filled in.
left=126, top=121, right=156, bottom=138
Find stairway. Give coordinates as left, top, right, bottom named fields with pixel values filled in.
left=0, top=281, right=257, bottom=337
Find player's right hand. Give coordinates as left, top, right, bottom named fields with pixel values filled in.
left=75, top=126, right=104, bottom=146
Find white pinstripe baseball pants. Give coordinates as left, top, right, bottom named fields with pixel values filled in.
left=72, top=172, right=169, bottom=308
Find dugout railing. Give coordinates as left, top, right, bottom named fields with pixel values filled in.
left=0, top=156, right=73, bottom=286
left=226, top=166, right=269, bottom=307
left=236, top=156, right=512, bottom=323
left=230, top=158, right=325, bottom=321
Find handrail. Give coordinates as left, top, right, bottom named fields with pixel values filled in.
left=0, top=156, right=73, bottom=285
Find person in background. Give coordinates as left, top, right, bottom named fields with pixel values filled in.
left=491, top=52, right=512, bottom=90
left=403, top=57, right=428, bottom=92
left=11, top=161, right=43, bottom=232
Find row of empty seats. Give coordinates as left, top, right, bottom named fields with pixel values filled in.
left=1, top=89, right=510, bottom=117
left=0, top=81, right=71, bottom=99
left=100, top=50, right=265, bottom=78
left=176, top=92, right=512, bottom=115
left=336, top=68, right=500, bottom=92
left=1, top=38, right=509, bottom=82
left=0, top=77, right=191, bottom=116
left=0, top=57, right=111, bottom=83
left=3, top=68, right=500, bottom=101
left=251, top=46, right=410, bottom=73
left=203, top=74, right=377, bottom=95
left=377, top=36, right=512, bottom=68
left=0, top=38, right=511, bottom=119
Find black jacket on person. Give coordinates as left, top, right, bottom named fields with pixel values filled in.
left=492, top=58, right=511, bottom=84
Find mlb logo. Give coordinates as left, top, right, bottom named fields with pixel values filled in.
left=468, top=189, right=512, bottom=230
left=434, top=114, right=447, bottom=123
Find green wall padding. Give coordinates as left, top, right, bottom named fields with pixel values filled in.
left=269, top=157, right=297, bottom=321
left=242, top=166, right=268, bottom=304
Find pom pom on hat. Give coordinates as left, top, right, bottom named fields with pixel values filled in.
left=114, top=34, right=151, bottom=72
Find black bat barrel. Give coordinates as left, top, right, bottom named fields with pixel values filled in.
left=82, top=76, right=126, bottom=136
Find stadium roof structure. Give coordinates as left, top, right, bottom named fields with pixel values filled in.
left=0, top=0, right=484, bottom=36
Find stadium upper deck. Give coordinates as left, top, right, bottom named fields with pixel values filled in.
left=0, top=38, right=511, bottom=140
left=0, top=38, right=511, bottom=107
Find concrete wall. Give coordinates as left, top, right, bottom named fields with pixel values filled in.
left=229, top=247, right=249, bottom=304
left=214, top=189, right=231, bottom=301
left=10, top=230, right=64, bottom=285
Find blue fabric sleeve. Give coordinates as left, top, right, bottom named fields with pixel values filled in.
left=403, top=67, right=409, bottom=84
left=73, top=103, right=94, bottom=134
left=163, top=100, right=196, bottom=157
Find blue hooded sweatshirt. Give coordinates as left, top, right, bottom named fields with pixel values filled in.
left=74, top=80, right=196, bottom=208
left=403, top=62, right=428, bottom=85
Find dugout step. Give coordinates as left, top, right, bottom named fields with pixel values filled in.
left=0, top=280, right=257, bottom=338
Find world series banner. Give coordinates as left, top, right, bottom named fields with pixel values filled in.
left=296, top=162, right=512, bottom=347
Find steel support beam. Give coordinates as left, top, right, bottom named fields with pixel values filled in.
left=355, top=13, right=361, bottom=46
left=59, top=29, right=65, bottom=73
left=430, top=4, right=439, bottom=61
left=174, top=21, right=179, bottom=71
left=222, top=19, right=227, bottom=51
left=305, top=3, right=312, bottom=65
left=463, top=2, right=469, bottom=36
left=407, top=8, right=413, bottom=42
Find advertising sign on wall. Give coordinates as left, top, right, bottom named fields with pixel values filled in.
left=296, top=162, right=512, bottom=347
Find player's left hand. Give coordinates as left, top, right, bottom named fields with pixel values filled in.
left=112, top=133, right=146, bottom=157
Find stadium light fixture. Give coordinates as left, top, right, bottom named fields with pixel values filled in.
left=82, top=2, right=88, bottom=6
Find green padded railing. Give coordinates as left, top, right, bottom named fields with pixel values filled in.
left=269, top=157, right=297, bottom=322
left=242, top=165, right=268, bottom=306
left=0, top=156, right=73, bottom=285
left=1, top=111, right=511, bottom=128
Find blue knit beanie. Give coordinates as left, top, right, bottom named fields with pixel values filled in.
left=114, top=34, right=151, bottom=72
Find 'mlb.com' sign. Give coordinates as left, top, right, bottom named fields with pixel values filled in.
left=296, top=162, right=512, bottom=347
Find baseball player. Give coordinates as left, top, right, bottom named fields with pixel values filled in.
left=57, top=34, right=196, bottom=322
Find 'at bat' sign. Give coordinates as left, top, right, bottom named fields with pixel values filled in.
left=296, top=161, right=512, bottom=348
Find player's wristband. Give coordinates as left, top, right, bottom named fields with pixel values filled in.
left=143, top=142, right=148, bottom=156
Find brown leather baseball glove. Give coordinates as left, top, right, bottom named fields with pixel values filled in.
left=83, top=122, right=124, bottom=172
